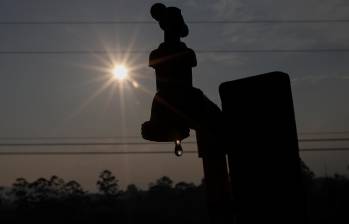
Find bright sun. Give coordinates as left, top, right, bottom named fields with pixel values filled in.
left=112, top=65, right=128, bottom=80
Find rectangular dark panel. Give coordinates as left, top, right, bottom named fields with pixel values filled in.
left=219, top=72, right=306, bottom=224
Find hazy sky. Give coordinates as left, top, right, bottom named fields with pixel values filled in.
left=0, top=0, right=349, bottom=191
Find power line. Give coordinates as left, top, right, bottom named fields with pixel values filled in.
left=0, top=50, right=148, bottom=55
left=0, top=150, right=198, bottom=155
left=0, top=133, right=347, bottom=140
left=300, top=148, right=349, bottom=152
left=0, top=147, right=348, bottom=156
left=1, top=19, right=349, bottom=25
left=0, top=49, right=349, bottom=55
left=0, top=141, right=197, bottom=147
left=0, top=136, right=143, bottom=140
left=198, top=49, right=349, bottom=53
left=299, top=138, right=349, bottom=142
left=300, top=131, right=349, bottom=135
left=0, top=137, right=347, bottom=146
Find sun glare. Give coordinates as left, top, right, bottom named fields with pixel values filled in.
left=112, top=65, right=128, bottom=80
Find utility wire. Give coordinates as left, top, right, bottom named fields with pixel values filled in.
left=0, top=49, right=349, bottom=55
left=0, top=148, right=348, bottom=156
left=299, top=138, right=349, bottom=142
left=300, top=131, right=349, bottom=135
left=0, top=138, right=348, bottom=146
left=1, top=19, right=349, bottom=25
left=0, top=138, right=348, bottom=155
left=301, top=148, right=349, bottom=152
left=0, top=150, right=198, bottom=155
left=0, top=133, right=347, bottom=140
left=0, top=136, right=143, bottom=140
left=1, top=20, right=348, bottom=55
left=0, top=141, right=197, bottom=147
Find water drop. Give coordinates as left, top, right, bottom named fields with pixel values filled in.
left=174, top=140, right=183, bottom=157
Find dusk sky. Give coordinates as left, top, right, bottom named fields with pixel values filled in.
left=0, top=0, right=349, bottom=191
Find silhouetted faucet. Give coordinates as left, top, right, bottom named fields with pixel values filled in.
left=142, top=3, right=221, bottom=157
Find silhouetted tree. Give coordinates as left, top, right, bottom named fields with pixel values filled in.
left=62, top=180, right=85, bottom=197
left=150, top=176, right=173, bottom=189
left=96, top=170, right=119, bottom=196
left=0, top=186, right=3, bottom=206
left=126, top=184, right=139, bottom=194
left=11, top=178, right=30, bottom=205
left=48, top=175, right=65, bottom=196
left=149, top=176, right=174, bottom=198
left=29, top=177, right=51, bottom=202
left=175, top=182, right=196, bottom=192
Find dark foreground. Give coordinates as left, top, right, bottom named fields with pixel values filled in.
left=0, top=167, right=348, bottom=224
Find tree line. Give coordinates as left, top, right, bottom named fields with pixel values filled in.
left=0, top=163, right=348, bottom=224
left=0, top=170, right=208, bottom=224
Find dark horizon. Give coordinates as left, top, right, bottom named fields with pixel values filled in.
left=1, top=166, right=349, bottom=223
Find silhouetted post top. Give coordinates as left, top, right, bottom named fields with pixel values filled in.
left=149, top=3, right=197, bottom=91
left=149, top=42, right=196, bottom=90
left=150, top=3, right=189, bottom=38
